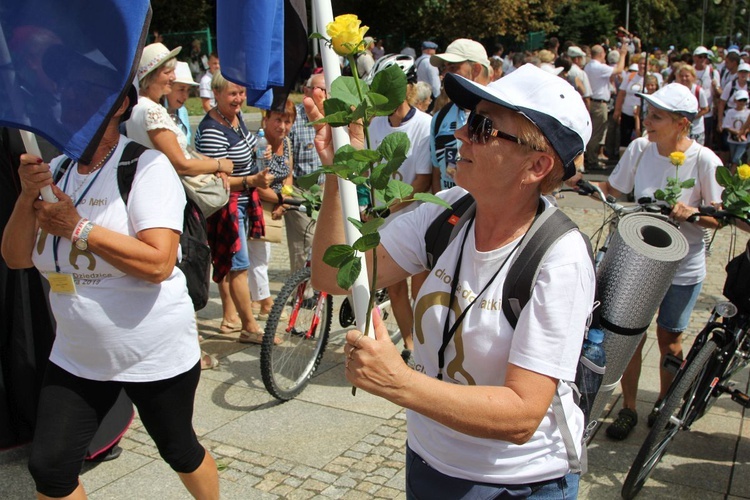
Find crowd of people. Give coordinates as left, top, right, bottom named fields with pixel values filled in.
left=4, top=27, right=749, bottom=498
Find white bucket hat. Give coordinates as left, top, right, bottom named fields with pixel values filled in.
left=173, top=61, right=198, bottom=86
left=637, top=83, right=698, bottom=120
left=137, top=42, right=181, bottom=81
left=444, top=63, right=592, bottom=179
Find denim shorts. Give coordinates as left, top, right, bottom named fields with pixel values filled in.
left=405, top=444, right=579, bottom=499
left=657, top=282, right=703, bottom=333
left=231, top=201, right=250, bottom=271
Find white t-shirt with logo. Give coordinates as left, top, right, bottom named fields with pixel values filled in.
left=381, top=187, right=595, bottom=484
left=723, top=107, right=750, bottom=144
left=609, top=138, right=724, bottom=285
left=31, top=139, right=199, bottom=382
left=369, top=109, right=432, bottom=187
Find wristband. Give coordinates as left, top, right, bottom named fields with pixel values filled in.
left=216, top=158, right=221, bottom=174
left=71, top=217, right=89, bottom=242
left=242, top=176, right=249, bottom=190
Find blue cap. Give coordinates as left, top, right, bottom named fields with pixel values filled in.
left=422, top=41, right=438, bottom=50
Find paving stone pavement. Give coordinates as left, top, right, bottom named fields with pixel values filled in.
left=1, top=189, right=748, bottom=499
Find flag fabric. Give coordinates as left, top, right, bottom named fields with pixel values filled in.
left=0, top=0, right=151, bottom=164
left=217, top=0, right=308, bottom=111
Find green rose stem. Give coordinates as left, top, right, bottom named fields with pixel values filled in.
left=347, top=52, right=377, bottom=396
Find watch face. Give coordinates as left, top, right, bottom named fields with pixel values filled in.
left=74, top=238, right=88, bottom=251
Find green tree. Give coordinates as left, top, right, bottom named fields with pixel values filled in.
left=150, top=0, right=212, bottom=33
left=553, top=0, right=617, bottom=45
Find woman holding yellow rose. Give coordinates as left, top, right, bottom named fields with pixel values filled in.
left=591, top=83, right=724, bottom=441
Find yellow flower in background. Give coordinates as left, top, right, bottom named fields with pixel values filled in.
left=669, top=151, right=686, bottom=167
left=326, top=14, right=368, bottom=56
left=738, top=164, right=750, bottom=181
left=281, top=184, right=294, bottom=197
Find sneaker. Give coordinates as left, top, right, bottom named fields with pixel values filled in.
left=605, top=408, right=638, bottom=440
left=401, top=349, right=415, bottom=368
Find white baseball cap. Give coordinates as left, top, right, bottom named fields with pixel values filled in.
left=637, top=83, right=698, bottom=120
left=567, top=46, right=586, bottom=58
left=444, top=63, right=592, bottom=179
left=173, top=61, right=198, bottom=86
left=430, top=38, right=490, bottom=69
left=734, top=89, right=749, bottom=101
left=693, top=46, right=711, bottom=56
left=739, top=62, right=750, bottom=72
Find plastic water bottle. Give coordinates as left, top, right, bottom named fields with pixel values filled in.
left=576, top=328, right=607, bottom=424
left=256, top=129, right=268, bottom=170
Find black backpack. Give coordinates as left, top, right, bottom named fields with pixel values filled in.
left=423, top=192, right=599, bottom=472
left=54, top=141, right=211, bottom=311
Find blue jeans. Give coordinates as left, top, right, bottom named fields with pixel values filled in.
left=231, top=201, right=250, bottom=271
left=405, top=444, right=580, bottom=499
left=657, top=282, right=703, bottom=333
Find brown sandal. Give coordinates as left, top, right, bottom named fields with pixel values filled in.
left=219, top=321, right=242, bottom=334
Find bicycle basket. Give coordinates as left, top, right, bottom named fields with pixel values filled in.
left=723, top=240, right=750, bottom=314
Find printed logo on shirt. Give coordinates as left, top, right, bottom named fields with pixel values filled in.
left=412, top=267, right=506, bottom=385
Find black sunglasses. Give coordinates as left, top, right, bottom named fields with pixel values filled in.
left=467, top=110, right=540, bottom=150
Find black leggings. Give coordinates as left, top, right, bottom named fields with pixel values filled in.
left=28, top=361, right=205, bottom=497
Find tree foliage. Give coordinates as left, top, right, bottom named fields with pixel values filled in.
left=332, top=0, right=571, bottom=47
left=554, top=1, right=616, bottom=46
left=150, top=0, right=211, bottom=33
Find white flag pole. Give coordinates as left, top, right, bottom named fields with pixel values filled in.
left=312, top=0, right=373, bottom=338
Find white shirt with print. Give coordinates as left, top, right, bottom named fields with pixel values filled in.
left=381, top=187, right=595, bottom=484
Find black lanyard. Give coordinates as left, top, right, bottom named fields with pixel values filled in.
left=436, top=202, right=543, bottom=380
left=52, top=163, right=106, bottom=272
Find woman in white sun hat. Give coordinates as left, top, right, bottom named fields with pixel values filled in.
left=165, top=61, right=198, bottom=144
left=126, top=43, right=235, bottom=183
left=593, top=82, right=724, bottom=441
left=308, top=63, right=595, bottom=497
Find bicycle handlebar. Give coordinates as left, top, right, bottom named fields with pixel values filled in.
left=693, top=205, right=750, bottom=225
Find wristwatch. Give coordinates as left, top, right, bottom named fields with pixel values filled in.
left=74, top=221, right=94, bottom=251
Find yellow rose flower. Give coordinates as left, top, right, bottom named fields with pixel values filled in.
left=281, top=184, right=294, bottom=197
left=669, top=151, right=686, bottom=167
left=326, top=14, right=368, bottom=56
left=738, top=164, right=750, bottom=181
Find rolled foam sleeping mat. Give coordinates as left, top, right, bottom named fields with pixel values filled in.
left=587, top=213, right=689, bottom=431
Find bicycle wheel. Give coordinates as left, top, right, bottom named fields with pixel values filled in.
left=261, top=267, right=332, bottom=401
left=621, top=339, right=718, bottom=499
left=375, top=289, right=401, bottom=344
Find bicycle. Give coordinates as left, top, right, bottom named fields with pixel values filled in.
left=260, top=199, right=401, bottom=401
left=620, top=208, right=750, bottom=499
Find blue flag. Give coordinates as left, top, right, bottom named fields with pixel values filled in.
left=217, top=0, right=308, bottom=110
left=0, top=0, right=151, bottom=163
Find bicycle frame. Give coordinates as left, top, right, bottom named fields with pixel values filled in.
left=286, top=272, right=328, bottom=340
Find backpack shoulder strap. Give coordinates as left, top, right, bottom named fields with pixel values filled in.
left=116, top=141, right=149, bottom=205
left=553, top=390, right=586, bottom=474
left=502, top=204, right=583, bottom=329
left=424, top=192, right=475, bottom=269
left=53, top=157, right=75, bottom=184
left=432, top=103, right=453, bottom=137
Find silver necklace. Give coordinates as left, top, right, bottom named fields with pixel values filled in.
left=215, top=107, right=241, bottom=134
left=70, top=142, right=118, bottom=200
